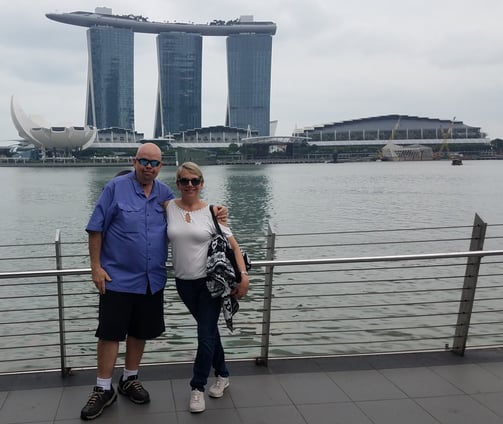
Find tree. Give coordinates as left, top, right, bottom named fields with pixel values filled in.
left=490, top=138, right=503, bottom=153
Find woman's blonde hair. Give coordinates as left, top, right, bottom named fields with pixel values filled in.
left=176, top=161, right=204, bottom=182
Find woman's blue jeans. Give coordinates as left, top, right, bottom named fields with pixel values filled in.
left=175, top=277, right=229, bottom=391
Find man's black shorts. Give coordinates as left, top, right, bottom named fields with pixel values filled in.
left=95, top=288, right=165, bottom=341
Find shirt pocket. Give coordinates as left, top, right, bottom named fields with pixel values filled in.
left=116, top=202, right=143, bottom=233
left=152, top=203, right=167, bottom=228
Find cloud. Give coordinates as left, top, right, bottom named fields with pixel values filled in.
left=1, top=0, right=503, bottom=142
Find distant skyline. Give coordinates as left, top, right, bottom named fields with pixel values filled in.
left=1, top=0, right=503, bottom=142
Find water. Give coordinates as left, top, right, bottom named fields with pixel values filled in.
left=1, top=160, right=502, bottom=246
left=1, top=161, right=503, bottom=370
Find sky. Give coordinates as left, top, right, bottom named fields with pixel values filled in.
left=1, top=0, right=503, bottom=142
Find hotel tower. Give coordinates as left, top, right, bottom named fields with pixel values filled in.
left=46, top=8, right=277, bottom=137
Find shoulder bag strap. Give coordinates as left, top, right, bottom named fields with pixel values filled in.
left=209, top=205, right=224, bottom=236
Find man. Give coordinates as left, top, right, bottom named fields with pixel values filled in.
left=80, top=143, right=174, bottom=420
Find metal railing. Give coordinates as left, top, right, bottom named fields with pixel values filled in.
left=1, top=213, right=503, bottom=376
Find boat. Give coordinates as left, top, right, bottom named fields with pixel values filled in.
left=451, top=153, right=463, bottom=165
left=452, top=157, right=463, bottom=165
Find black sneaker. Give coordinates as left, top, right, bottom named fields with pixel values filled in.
left=118, top=375, right=151, bottom=404
left=80, top=386, right=117, bottom=420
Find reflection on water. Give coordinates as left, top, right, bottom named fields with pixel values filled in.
left=1, top=161, right=503, bottom=246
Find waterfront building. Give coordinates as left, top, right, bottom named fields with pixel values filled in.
left=85, top=25, right=135, bottom=131
left=171, top=125, right=257, bottom=146
left=226, top=34, right=273, bottom=136
left=10, top=95, right=97, bottom=154
left=154, top=32, right=203, bottom=137
left=46, top=9, right=277, bottom=139
left=298, top=114, right=490, bottom=147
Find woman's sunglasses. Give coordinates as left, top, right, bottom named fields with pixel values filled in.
left=177, top=178, right=202, bottom=186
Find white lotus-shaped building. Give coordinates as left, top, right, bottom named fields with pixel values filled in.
left=10, top=96, right=97, bottom=150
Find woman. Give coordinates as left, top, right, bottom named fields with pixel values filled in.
left=166, top=162, right=249, bottom=413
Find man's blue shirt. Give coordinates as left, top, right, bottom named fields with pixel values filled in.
left=86, top=172, right=175, bottom=294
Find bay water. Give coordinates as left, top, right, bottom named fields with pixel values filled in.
left=1, top=160, right=502, bottom=246
left=1, top=161, right=503, bottom=370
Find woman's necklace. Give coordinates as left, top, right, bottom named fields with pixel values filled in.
left=184, top=212, right=191, bottom=223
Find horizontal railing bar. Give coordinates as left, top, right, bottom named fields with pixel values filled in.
left=1, top=306, right=62, bottom=313
left=271, top=298, right=464, bottom=311
left=269, top=309, right=503, bottom=325
left=1, top=343, right=63, bottom=350
left=277, top=237, right=471, bottom=249
left=1, top=295, right=61, bottom=300
left=274, top=289, right=465, bottom=299
left=0, top=269, right=92, bottom=278
left=279, top=263, right=467, bottom=274
left=253, top=250, right=503, bottom=267
left=0, top=356, right=66, bottom=363
left=0, top=256, right=59, bottom=261
left=270, top=325, right=458, bottom=335
left=268, top=336, right=459, bottom=347
left=0, top=243, right=54, bottom=248
left=1, top=249, right=503, bottom=279
left=272, top=276, right=468, bottom=286
left=275, top=224, right=477, bottom=237
left=0, top=331, right=66, bottom=338
left=269, top=312, right=460, bottom=323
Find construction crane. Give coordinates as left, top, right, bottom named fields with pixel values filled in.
left=378, top=117, right=401, bottom=160
left=436, top=117, right=456, bottom=159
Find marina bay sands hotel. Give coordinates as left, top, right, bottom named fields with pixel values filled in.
left=46, top=8, right=277, bottom=138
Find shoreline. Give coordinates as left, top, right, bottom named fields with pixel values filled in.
left=0, top=158, right=330, bottom=167
left=1, top=156, right=502, bottom=168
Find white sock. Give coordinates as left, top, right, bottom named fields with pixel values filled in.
left=96, top=377, right=112, bottom=390
left=123, top=368, right=138, bottom=380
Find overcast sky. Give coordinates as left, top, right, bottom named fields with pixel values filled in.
left=1, top=0, right=502, bottom=142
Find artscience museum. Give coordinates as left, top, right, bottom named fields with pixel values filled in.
left=10, top=96, right=97, bottom=153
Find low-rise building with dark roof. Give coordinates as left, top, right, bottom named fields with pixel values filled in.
left=298, top=114, right=489, bottom=146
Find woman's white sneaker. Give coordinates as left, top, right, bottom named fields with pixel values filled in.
left=189, top=389, right=205, bottom=413
left=208, top=376, right=229, bottom=398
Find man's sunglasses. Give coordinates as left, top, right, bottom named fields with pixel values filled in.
left=177, top=178, right=202, bottom=186
left=136, top=158, right=162, bottom=167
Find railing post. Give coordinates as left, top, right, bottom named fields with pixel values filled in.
left=55, top=230, right=69, bottom=376
left=256, top=222, right=276, bottom=366
left=451, top=213, right=487, bottom=356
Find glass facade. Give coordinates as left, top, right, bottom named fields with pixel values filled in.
left=86, top=27, right=134, bottom=130
left=154, top=32, right=202, bottom=137
left=226, top=34, right=272, bottom=136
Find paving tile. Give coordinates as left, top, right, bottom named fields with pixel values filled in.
left=471, top=392, right=503, bottom=419
left=431, top=363, right=503, bottom=394
left=277, top=372, right=350, bottom=403
left=328, top=369, right=407, bottom=401
left=357, top=398, right=440, bottom=424
left=227, top=374, right=292, bottom=408
left=298, top=402, right=374, bottom=424
left=55, top=385, right=90, bottom=420
left=417, top=394, right=503, bottom=424
left=0, top=387, right=62, bottom=423
left=177, top=407, right=240, bottom=423
left=381, top=366, right=463, bottom=397
left=238, top=405, right=307, bottom=424
left=0, top=391, right=7, bottom=408
left=479, top=361, right=503, bottom=380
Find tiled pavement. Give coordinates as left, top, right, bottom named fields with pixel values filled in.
left=1, top=349, right=503, bottom=423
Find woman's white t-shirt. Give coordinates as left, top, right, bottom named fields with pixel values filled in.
left=166, top=202, right=232, bottom=280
